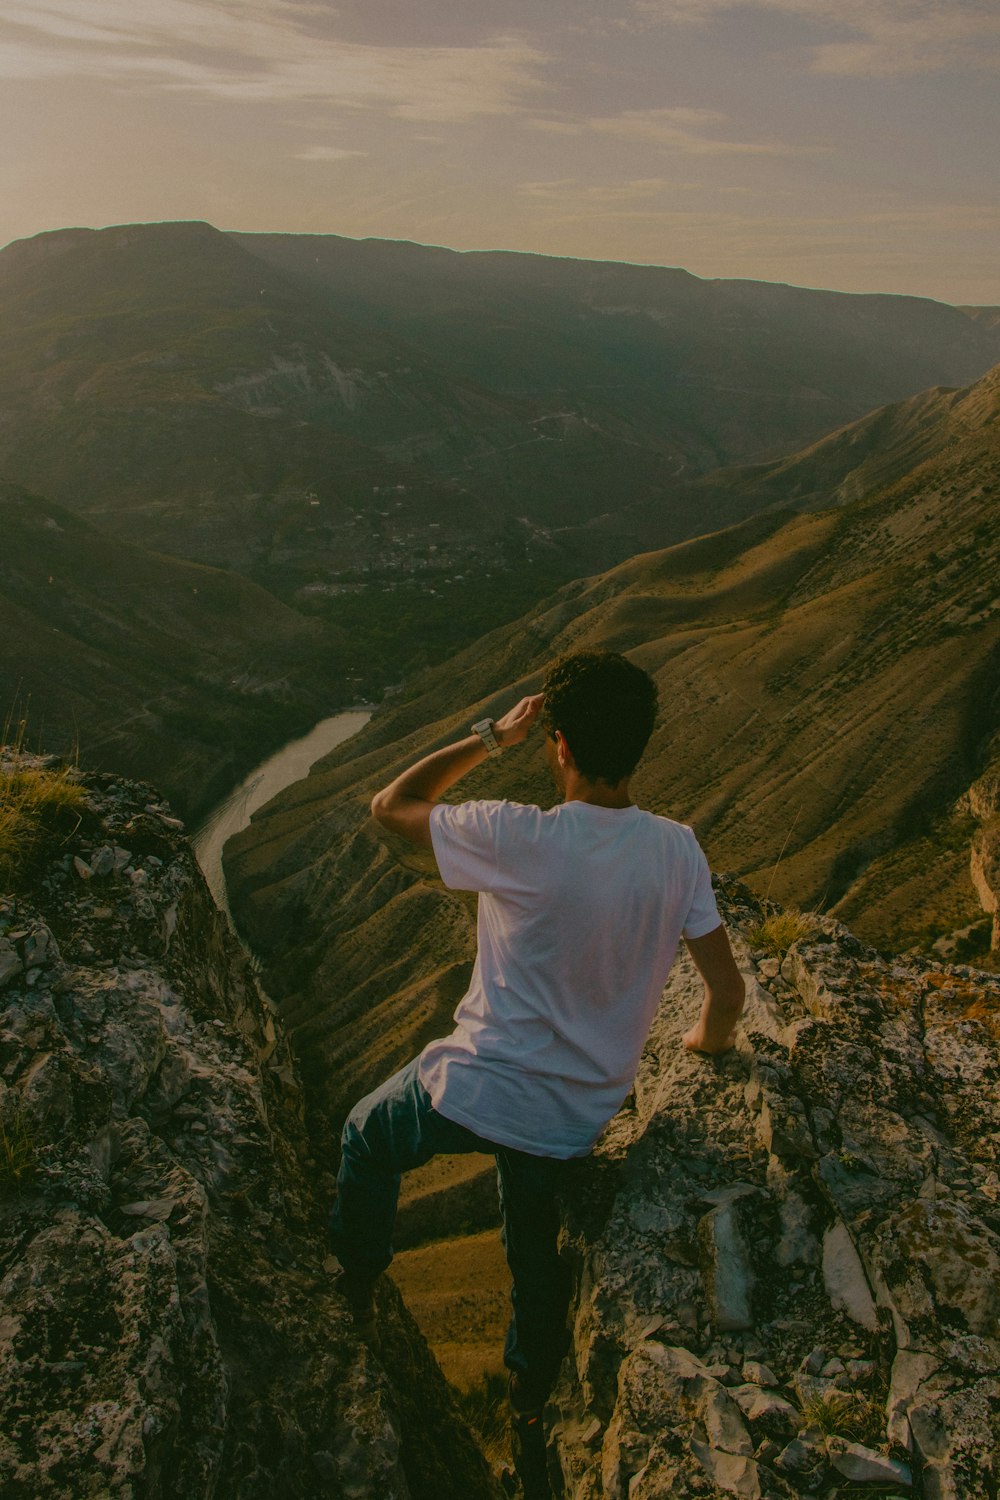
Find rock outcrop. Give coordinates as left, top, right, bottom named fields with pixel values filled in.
left=4, top=758, right=999, bottom=1498
left=0, top=762, right=499, bottom=1499
left=548, top=879, right=1000, bottom=1499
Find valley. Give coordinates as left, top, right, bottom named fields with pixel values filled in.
left=2, top=221, right=999, bottom=1489
left=3, top=220, right=1000, bottom=703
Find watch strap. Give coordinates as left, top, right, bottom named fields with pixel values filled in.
left=471, top=718, right=501, bottom=754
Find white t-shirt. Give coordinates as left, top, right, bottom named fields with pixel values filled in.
left=419, top=798, right=721, bottom=1159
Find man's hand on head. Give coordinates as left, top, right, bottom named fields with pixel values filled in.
left=370, top=691, right=544, bottom=847
left=493, top=693, right=544, bottom=749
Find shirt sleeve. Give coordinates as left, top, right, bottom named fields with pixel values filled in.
left=682, top=842, right=722, bottom=939
left=430, top=800, right=504, bottom=892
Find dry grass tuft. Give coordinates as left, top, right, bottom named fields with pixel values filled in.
left=799, top=1388, right=885, bottom=1446
left=452, top=1370, right=511, bottom=1470
left=747, top=906, right=819, bottom=955
left=0, top=758, right=86, bottom=884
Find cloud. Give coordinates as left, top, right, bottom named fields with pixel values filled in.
left=590, top=107, right=811, bottom=154
left=634, top=0, right=1000, bottom=76
left=518, top=197, right=1000, bottom=245
left=294, top=145, right=367, bottom=161
left=521, top=177, right=672, bottom=202
left=530, top=106, right=822, bottom=156
left=0, top=1, right=549, bottom=120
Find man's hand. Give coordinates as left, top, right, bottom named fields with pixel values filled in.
left=683, top=1021, right=738, bottom=1055
left=682, top=925, right=745, bottom=1055
left=493, top=694, right=544, bottom=749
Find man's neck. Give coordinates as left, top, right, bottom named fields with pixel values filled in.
left=561, top=772, right=633, bottom=809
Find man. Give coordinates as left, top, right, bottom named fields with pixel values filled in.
left=329, top=651, right=745, bottom=1496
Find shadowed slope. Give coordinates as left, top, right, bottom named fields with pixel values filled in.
left=0, top=481, right=344, bottom=821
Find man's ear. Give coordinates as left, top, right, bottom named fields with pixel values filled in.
left=555, top=730, right=573, bottom=769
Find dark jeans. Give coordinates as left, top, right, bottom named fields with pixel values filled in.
left=329, top=1056, right=572, bottom=1399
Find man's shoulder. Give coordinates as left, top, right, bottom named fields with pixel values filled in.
left=436, top=797, right=539, bottom=819
left=431, top=797, right=543, bottom=836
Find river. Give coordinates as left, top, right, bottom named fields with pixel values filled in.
left=192, top=709, right=372, bottom=918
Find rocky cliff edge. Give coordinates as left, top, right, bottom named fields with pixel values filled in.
left=0, top=758, right=499, bottom=1500
left=549, top=878, right=1000, bottom=1500
left=2, top=759, right=999, bottom=1498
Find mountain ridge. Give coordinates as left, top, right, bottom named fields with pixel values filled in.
left=3, top=220, right=999, bottom=608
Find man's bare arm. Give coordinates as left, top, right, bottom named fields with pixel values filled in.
left=370, top=694, right=543, bottom=847
left=682, top=923, right=745, bottom=1055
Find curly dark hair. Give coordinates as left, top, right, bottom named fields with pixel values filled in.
left=541, top=651, right=658, bottom=784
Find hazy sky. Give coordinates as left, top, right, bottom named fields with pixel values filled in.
left=2, top=0, right=998, bottom=303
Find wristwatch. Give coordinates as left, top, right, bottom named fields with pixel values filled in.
left=471, top=718, right=501, bottom=754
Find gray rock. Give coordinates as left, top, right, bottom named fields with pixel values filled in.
left=90, top=844, right=116, bottom=876
left=702, top=1384, right=753, bottom=1456
left=0, top=770, right=497, bottom=1500
left=0, top=939, right=22, bottom=987
left=827, top=1437, right=912, bottom=1486
left=731, top=1385, right=802, bottom=1440
left=118, top=1198, right=176, bottom=1220
left=23, top=925, right=57, bottom=969
left=822, top=1220, right=878, bottom=1330
left=699, top=1195, right=756, bottom=1332
left=773, top=1437, right=822, bottom=1477
left=757, top=1096, right=817, bottom=1161
left=544, top=885, right=1000, bottom=1500
left=690, top=1441, right=762, bottom=1498
left=742, top=1360, right=779, bottom=1388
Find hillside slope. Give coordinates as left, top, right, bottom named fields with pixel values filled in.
left=224, top=360, right=1000, bottom=1156
left=3, top=221, right=999, bottom=605
left=0, top=481, right=345, bottom=821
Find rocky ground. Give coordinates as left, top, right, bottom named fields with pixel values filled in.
left=0, top=759, right=499, bottom=1499
left=3, top=757, right=998, bottom=1498
left=547, top=879, right=1000, bottom=1500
